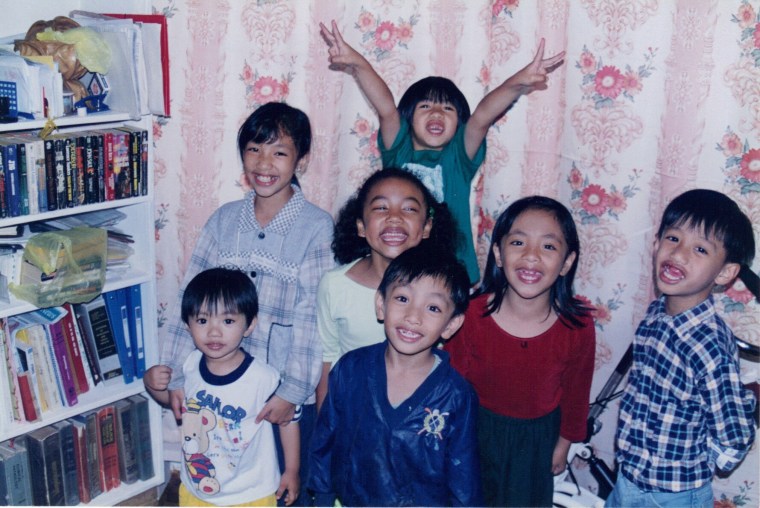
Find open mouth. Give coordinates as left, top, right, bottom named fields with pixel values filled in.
left=426, top=121, right=445, bottom=135
left=397, top=327, right=422, bottom=342
left=254, top=174, right=278, bottom=186
left=659, top=262, right=685, bottom=284
left=379, top=228, right=409, bottom=246
left=516, top=268, right=542, bottom=284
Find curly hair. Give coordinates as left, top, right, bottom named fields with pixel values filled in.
left=332, top=168, right=460, bottom=265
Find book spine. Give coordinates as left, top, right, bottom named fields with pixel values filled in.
left=64, top=136, right=74, bottom=207
left=16, top=372, right=39, bottom=422
left=71, top=420, right=91, bottom=504
left=0, top=319, right=25, bottom=422
left=129, top=130, right=140, bottom=197
left=140, top=128, right=148, bottom=196
left=84, top=413, right=104, bottom=498
left=103, top=130, right=115, bottom=201
left=0, top=444, right=33, bottom=505
left=60, top=304, right=90, bottom=395
left=33, top=140, right=47, bottom=212
left=73, top=304, right=102, bottom=386
left=129, top=394, right=155, bottom=481
left=47, top=320, right=78, bottom=406
left=82, top=134, right=95, bottom=205
left=55, top=421, right=80, bottom=505
left=113, top=132, right=130, bottom=200
left=75, top=135, right=86, bottom=206
left=17, top=141, right=28, bottom=215
left=43, top=139, right=57, bottom=211
left=98, top=406, right=120, bottom=492
left=53, top=138, right=66, bottom=209
left=115, top=401, right=138, bottom=484
left=29, top=324, right=63, bottom=411
left=4, top=143, right=20, bottom=218
left=0, top=142, right=7, bottom=218
left=128, top=285, right=145, bottom=379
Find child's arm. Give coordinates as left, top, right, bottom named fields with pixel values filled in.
left=143, top=365, right=173, bottom=407
left=465, top=38, right=565, bottom=158
left=315, top=362, right=331, bottom=412
left=276, top=421, right=301, bottom=506
left=447, top=387, right=483, bottom=506
left=320, top=20, right=400, bottom=148
left=551, top=436, right=572, bottom=475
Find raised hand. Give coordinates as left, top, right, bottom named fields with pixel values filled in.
left=506, top=38, right=565, bottom=94
left=319, top=20, right=367, bottom=74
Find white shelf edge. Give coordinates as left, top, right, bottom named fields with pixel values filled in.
left=0, top=111, right=135, bottom=133
left=82, top=474, right=166, bottom=507
left=0, top=195, right=151, bottom=229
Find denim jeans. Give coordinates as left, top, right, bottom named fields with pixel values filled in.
left=605, top=473, right=713, bottom=508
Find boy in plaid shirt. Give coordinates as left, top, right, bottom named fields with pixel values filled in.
left=608, top=189, right=757, bottom=508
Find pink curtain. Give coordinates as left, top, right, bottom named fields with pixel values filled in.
left=151, top=0, right=760, bottom=503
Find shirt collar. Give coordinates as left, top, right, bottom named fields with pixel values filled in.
left=239, top=184, right=306, bottom=235
left=646, top=295, right=716, bottom=335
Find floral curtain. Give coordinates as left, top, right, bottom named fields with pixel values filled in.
left=151, top=1, right=759, bottom=504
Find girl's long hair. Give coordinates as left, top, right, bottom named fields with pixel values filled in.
left=476, top=196, right=591, bottom=328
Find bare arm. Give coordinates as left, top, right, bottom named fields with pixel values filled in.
left=320, top=20, right=400, bottom=148
left=276, top=422, right=300, bottom=506
left=465, top=38, right=565, bottom=158
left=143, top=365, right=172, bottom=407
left=315, top=362, right=331, bottom=413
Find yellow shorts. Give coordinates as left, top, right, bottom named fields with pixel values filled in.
left=179, top=483, right=277, bottom=507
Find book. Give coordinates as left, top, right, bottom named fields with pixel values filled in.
left=26, top=425, right=65, bottom=506
left=128, top=394, right=154, bottom=481
left=72, top=303, right=102, bottom=386
left=63, top=135, right=75, bottom=208
left=110, top=129, right=131, bottom=200
left=79, top=296, right=123, bottom=382
left=0, top=141, right=20, bottom=218
left=52, top=136, right=67, bottom=209
left=70, top=417, right=91, bottom=504
left=72, top=410, right=103, bottom=499
left=15, top=372, right=39, bottom=423
left=59, top=303, right=91, bottom=396
left=24, top=323, right=64, bottom=412
left=0, top=318, right=24, bottom=423
left=105, top=288, right=134, bottom=383
left=81, top=132, right=96, bottom=205
left=36, top=307, right=78, bottom=407
left=74, top=134, right=87, bottom=206
left=0, top=137, right=6, bottom=218
left=53, top=420, right=80, bottom=505
left=0, top=441, right=33, bottom=505
left=15, top=140, right=28, bottom=215
left=93, top=130, right=106, bottom=203
left=114, top=399, right=138, bottom=484
left=116, top=126, right=143, bottom=197
left=127, top=285, right=145, bottom=378
left=97, top=404, right=121, bottom=492
left=13, top=332, right=46, bottom=413
left=102, top=129, right=115, bottom=201
left=42, top=138, right=57, bottom=211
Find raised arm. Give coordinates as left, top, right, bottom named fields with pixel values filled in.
left=320, top=20, right=400, bottom=148
left=465, top=38, right=565, bottom=158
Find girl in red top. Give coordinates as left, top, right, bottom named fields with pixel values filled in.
left=445, top=196, right=595, bottom=507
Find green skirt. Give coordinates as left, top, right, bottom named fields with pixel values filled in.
left=478, top=406, right=560, bottom=507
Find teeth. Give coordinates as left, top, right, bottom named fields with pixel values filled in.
left=661, top=264, right=684, bottom=282
left=518, top=269, right=541, bottom=283
left=257, top=175, right=276, bottom=183
left=398, top=328, right=420, bottom=340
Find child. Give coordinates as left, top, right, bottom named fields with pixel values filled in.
left=444, top=196, right=596, bottom=507
left=315, top=167, right=458, bottom=409
left=145, top=268, right=299, bottom=506
left=156, top=102, right=334, bottom=505
left=320, top=20, right=565, bottom=283
left=607, top=189, right=757, bottom=508
left=309, top=245, right=482, bottom=506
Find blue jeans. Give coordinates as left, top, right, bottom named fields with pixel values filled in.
left=605, top=473, right=713, bottom=508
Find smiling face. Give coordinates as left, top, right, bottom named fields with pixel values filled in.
left=410, top=100, right=459, bottom=151
left=494, top=209, right=576, bottom=306
left=375, top=275, right=464, bottom=358
left=654, top=224, right=739, bottom=315
left=188, top=301, right=256, bottom=370
left=242, top=132, right=303, bottom=208
left=357, top=177, right=433, bottom=264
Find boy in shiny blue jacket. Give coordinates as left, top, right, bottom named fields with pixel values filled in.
left=308, top=245, right=481, bottom=507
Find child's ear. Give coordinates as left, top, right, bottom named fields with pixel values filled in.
left=422, top=216, right=432, bottom=239
left=244, top=317, right=258, bottom=337
left=441, top=314, right=465, bottom=340
left=560, top=251, right=578, bottom=276
left=374, top=290, right=385, bottom=322
left=492, top=243, right=503, bottom=268
left=715, top=262, right=741, bottom=287
left=295, top=153, right=310, bottom=177
left=357, top=218, right=367, bottom=238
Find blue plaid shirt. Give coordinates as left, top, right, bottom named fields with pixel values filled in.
left=615, top=296, right=756, bottom=492
left=160, top=186, right=335, bottom=405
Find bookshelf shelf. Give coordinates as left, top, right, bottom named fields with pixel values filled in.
left=0, top=2, right=163, bottom=505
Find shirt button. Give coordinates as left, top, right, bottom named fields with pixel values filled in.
left=258, top=232, right=265, bottom=239
left=250, top=271, right=257, bottom=278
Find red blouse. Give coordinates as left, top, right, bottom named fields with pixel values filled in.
left=444, top=293, right=596, bottom=442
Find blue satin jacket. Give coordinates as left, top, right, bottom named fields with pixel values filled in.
left=309, top=342, right=482, bottom=507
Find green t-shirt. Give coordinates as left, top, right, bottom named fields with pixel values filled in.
left=380, top=119, right=486, bottom=283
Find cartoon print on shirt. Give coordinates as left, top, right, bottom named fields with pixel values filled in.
left=182, top=398, right=220, bottom=496
left=418, top=407, right=449, bottom=442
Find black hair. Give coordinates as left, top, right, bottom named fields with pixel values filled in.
left=397, top=76, right=471, bottom=126
left=378, top=244, right=470, bottom=317
left=477, top=195, right=590, bottom=328
left=657, top=188, right=758, bottom=298
left=181, top=268, right=259, bottom=327
left=332, top=167, right=460, bottom=264
left=237, top=102, right=312, bottom=161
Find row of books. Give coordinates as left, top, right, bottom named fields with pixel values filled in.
left=0, top=285, right=146, bottom=429
left=0, top=125, right=149, bottom=219
left=0, top=394, right=154, bottom=505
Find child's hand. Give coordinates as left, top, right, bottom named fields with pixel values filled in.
left=276, top=469, right=300, bottom=506
left=505, top=38, right=565, bottom=95
left=319, top=20, right=367, bottom=75
left=255, top=395, right=296, bottom=425
left=144, top=365, right=172, bottom=392
left=551, top=437, right=571, bottom=475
